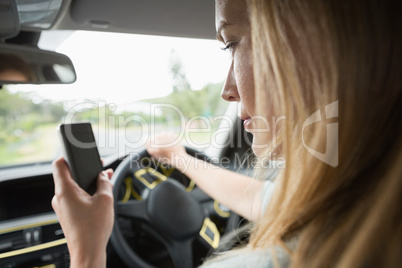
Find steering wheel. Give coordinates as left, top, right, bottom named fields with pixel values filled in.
left=110, top=148, right=239, bottom=268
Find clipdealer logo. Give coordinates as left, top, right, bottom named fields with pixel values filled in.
left=302, top=101, right=339, bottom=167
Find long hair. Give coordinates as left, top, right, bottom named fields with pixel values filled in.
left=248, top=0, right=402, bottom=267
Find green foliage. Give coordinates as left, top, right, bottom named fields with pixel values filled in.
left=144, top=82, right=225, bottom=120
left=0, top=88, right=68, bottom=166
left=0, top=88, right=32, bottom=129
left=0, top=87, right=66, bottom=143
left=151, top=51, right=227, bottom=120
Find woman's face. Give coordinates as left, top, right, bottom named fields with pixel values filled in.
left=0, top=70, right=28, bottom=82
left=216, top=0, right=270, bottom=155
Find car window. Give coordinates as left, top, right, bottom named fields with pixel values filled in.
left=0, top=30, right=230, bottom=168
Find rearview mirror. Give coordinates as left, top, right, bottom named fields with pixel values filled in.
left=0, top=43, right=77, bottom=85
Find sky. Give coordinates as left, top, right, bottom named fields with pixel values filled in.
left=11, top=30, right=231, bottom=107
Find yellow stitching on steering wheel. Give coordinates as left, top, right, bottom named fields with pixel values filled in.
left=157, top=163, right=175, bottom=177
left=134, top=167, right=167, bottom=189
left=122, top=177, right=142, bottom=202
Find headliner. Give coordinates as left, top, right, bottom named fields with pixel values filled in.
left=52, top=0, right=217, bottom=39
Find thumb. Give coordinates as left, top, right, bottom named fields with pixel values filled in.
left=52, top=157, right=79, bottom=196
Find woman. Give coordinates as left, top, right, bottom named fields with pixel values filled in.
left=52, top=0, right=402, bottom=267
left=0, top=54, right=34, bottom=82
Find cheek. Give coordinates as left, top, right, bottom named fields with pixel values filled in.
left=234, top=52, right=255, bottom=111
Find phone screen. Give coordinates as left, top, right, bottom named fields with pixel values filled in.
left=58, top=123, right=103, bottom=195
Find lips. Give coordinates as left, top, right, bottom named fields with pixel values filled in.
left=238, top=103, right=253, bottom=131
left=240, top=116, right=252, bottom=130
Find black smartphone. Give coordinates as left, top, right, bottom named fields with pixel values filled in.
left=58, top=123, right=103, bottom=195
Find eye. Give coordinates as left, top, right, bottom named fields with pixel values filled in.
left=220, top=42, right=237, bottom=53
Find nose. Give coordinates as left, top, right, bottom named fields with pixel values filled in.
left=221, top=61, right=240, bottom=102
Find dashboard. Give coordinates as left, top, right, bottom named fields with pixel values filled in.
left=0, top=172, right=68, bottom=268
left=0, top=176, right=54, bottom=221
left=0, top=156, right=121, bottom=268
left=0, top=117, right=252, bottom=268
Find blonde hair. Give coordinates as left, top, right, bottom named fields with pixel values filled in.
left=248, top=0, right=402, bottom=267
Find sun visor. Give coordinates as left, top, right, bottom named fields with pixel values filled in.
left=0, top=0, right=20, bottom=39
left=16, top=0, right=63, bottom=29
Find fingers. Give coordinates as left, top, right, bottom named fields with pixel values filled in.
left=104, top=168, right=114, bottom=179
left=96, top=171, right=113, bottom=197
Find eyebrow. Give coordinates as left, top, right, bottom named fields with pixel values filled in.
left=216, top=21, right=233, bottom=42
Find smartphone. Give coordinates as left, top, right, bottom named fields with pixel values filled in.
left=58, top=123, right=103, bottom=195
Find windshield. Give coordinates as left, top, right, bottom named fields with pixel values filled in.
left=0, top=31, right=230, bottom=168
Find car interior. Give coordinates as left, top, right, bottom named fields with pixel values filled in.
left=0, top=1, right=254, bottom=267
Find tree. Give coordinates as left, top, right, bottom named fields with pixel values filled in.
left=143, top=51, right=226, bottom=122
left=0, top=87, right=33, bottom=129
left=169, top=50, right=191, bottom=92
left=0, top=87, right=66, bottom=131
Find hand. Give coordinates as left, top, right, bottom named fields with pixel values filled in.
left=51, top=157, right=114, bottom=268
left=146, top=134, right=189, bottom=170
